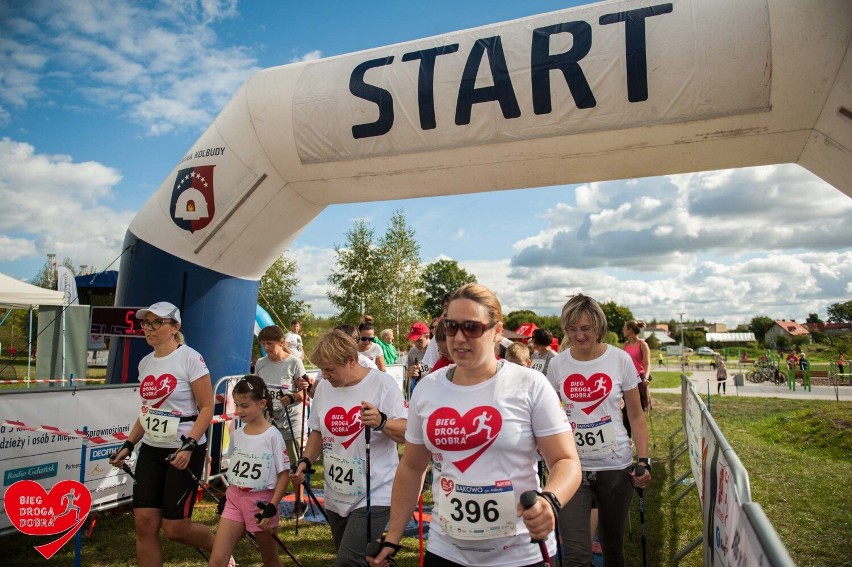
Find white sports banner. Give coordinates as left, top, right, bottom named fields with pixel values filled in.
left=55, top=266, right=79, bottom=306
left=0, top=386, right=140, bottom=534
left=293, top=0, right=770, bottom=163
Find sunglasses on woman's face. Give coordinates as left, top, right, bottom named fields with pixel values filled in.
left=359, top=336, right=373, bottom=342
left=443, top=319, right=497, bottom=339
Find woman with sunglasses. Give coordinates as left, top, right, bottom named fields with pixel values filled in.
left=358, top=316, right=387, bottom=371
left=546, top=294, right=652, bottom=567
left=369, top=284, right=581, bottom=567
left=109, top=301, right=217, bottom=566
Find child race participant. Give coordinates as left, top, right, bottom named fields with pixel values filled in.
left=209, top=375, right=290, bottom=567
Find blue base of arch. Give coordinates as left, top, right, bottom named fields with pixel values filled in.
left=107, top=230, right=258, bottom=385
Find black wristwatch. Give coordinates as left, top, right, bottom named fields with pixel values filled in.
left=373, top=411, right=388, bottom=432
left=638, top=457, right=652, bottom=471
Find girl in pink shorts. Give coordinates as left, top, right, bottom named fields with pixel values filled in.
left=209, top=375, right=291, bottom=567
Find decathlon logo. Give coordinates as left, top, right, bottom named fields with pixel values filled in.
left=90, top=445, right=121, bottom=461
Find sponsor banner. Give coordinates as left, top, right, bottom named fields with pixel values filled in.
left=685, top=383, right=704, bottom=501
left=0, top=386, right=139, bottom=533
left=293, top=0, right=770, bottom=163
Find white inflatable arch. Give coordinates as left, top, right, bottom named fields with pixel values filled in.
left=110, top=0, right=851, bottom=383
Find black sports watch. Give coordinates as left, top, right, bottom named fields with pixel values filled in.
left=638, top=457, right=652, bottom=471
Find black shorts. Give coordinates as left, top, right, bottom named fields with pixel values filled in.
left=132, top=442, right=207, bottom=520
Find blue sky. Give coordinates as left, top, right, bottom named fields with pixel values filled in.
left=1, top=0, right=850, bottom=325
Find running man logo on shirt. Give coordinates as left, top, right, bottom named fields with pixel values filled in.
left=427, top=406, right=502, bottom=472
left=562, top=373, right=612, bottom=415
left=324, top=405, right=365, bottom=449
left=140, top=373, right=177, bottom=408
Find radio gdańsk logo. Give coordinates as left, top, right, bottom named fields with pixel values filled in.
left=170, top=165, right=215, bottom=233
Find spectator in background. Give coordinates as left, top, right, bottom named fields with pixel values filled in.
left=357, top=316, right=386, bottom=371
left=405, top=322, right=431, bottom=394
left=837, top=353, right=845, bottom=377
left=285, top=319, right=304, bottom=360
left=798, top=352, right=809, bottom=372
left=786, top=351, right=798, bottom=371
left=506, top=341, right=532, bottom=368
left=429, top=320, right=453, bottom=373
left=377, top=328, right=398, bottom=365
left=622, top=320, right=651, bottom=411
left=421, top=293, right=451, bottom=370
left=255, top=325, right=307, bottom=467
left=717, top=360, right=727, bottom=395
left=530, top=328, right=557, bottom=375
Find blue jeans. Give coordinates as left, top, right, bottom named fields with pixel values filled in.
left=558, top=466, right=634, bottom=567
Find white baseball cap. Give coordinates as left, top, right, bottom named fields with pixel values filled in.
left=136, top=302, right=181, bottom=324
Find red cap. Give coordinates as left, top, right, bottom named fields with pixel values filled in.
left=407, top=322, right=429, bottom=340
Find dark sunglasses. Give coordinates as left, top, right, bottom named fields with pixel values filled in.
left=443, top=319, right=497, bottom=339
left=359, top=336, right=373, bottom=342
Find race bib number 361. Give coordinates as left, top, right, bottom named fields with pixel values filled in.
left=573, top=416, right=617, bottom=457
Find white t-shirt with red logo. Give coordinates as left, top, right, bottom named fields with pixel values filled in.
left=406, top=362, right=570, bottom=566
left=228, top=426, right=289, bottom=491
left=308, top=368, right=408, bottom=516
left=546, top=345, right=637, bottom=471
left=137, top=345, right=210, bottom=449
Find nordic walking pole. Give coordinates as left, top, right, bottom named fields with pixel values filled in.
left=365, top=423, right=372, bottom=545
left=520, top=491, right=552, bottom=566
left=254, top=502, right=304, bottom=567
left=634, top=464, right=648, bottom=567
left=295, top=378, right=309, bottom=535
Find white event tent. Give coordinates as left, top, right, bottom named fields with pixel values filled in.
left=0, top=272, right=65, bottom=381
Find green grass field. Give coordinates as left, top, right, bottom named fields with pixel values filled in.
left=2, top=394, right=850, bottom=566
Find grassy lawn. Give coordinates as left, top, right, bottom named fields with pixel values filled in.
left=2, top=394, right=850, bottom=566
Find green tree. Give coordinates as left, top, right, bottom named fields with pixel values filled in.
left=827, top=301, right=852, bottom=324
left=258, top=253, right=310, bottom=328
left=504, top=310, right=543, bottom=333
left=600, top=301, right=634, bottom=341
left=376, top=210, right=423, bottom=339
left=750, top=315, right=775, bottom=344
left=327, top=220, right=382, bottom=323
left=806, top=313, right=823, bottom=324
left=421, top=259, right=477, bottom=317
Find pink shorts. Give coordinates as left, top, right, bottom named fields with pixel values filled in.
left=221, top=485, right=278, bottom=532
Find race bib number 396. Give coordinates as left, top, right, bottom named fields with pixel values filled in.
left=437, top=478, right=516, bottom=540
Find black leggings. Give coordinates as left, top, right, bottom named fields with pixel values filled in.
left=558, top=467, right=634, bottom=567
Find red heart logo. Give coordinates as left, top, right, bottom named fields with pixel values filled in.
left=324, top=406, right=364, bottom=449
left=140, top=373, right=177, bottom=408
left=426, top=406, right=502, bottom=472
left=562, top=373, right=612, bottom=415
left=440, top=477, right=454, bottom=496
left=6, top=480, right=92, bottom=559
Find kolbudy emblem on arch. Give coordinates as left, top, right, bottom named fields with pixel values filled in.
left=170, top=165, right=215, bottom=233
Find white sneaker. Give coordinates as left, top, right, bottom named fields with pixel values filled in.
left=227, top=556, right=237, bottom=567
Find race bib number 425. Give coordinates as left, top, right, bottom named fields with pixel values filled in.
left=228, top=449, right=272, bottom=489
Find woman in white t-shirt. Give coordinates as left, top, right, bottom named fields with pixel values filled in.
left=370, top=284, right=581, bottom=567
left=108, top=301, right=216, bottom=565
left=546, top=294, right=652, bottom=567
left=358, top=316, right=386, bottom=371
left=291, top=329, right=407, bottom=567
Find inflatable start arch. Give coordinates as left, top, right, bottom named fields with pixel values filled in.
left=109, top=0, right=852, bottom=383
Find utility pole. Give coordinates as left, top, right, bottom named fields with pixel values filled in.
left=678, top=312, right=686, bottom=374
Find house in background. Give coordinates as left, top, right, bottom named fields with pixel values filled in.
left=765, top=320, right=811, bottom=346
left=805, top=322, right=852, bottom=336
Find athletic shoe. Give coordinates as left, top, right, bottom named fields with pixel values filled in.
left=227, top=556, right=236, bottom=567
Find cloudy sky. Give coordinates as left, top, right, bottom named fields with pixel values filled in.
left=1, top=0, right=850, bottom=327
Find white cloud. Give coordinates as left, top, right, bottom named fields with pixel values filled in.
left=0, top=138, right=135, bottom=271
left=0, top=1, right=261, bottom=137
left=289, top=50, right=323, bottom=63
